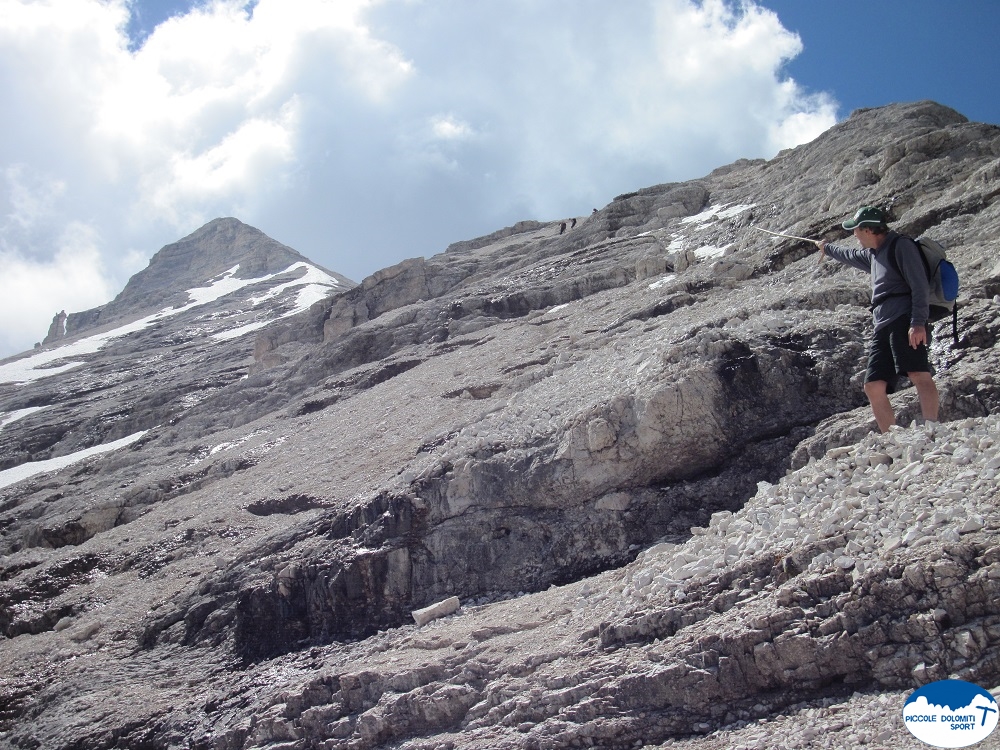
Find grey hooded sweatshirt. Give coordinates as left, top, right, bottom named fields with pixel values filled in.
left=823, top=231, right=930, bottom=332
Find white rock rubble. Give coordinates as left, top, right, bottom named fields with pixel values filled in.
left=606, top=416, right=1000, bottom=611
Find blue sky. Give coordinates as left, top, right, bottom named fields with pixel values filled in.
left=1, top=0, right=998, bottom=357
left=764, top=0, right=1000, bottom=126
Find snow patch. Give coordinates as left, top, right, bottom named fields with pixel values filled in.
left=186, top=265, right=250, bottom=306
left=187, top=429, right=272, bottom=466
left=246, top=263, right=340, bottom=306
left=214, top=264, right=342, bottom=341
left=680, top=203, right=754, bottom=225
left=0, top=407, right=49, bottom=434
left=0, top=430, right=149, bottom=490
left=648, top=275, right=677, bottom=290
left=694, top=246, right=728, bottom=260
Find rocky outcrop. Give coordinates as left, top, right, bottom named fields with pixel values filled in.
left=41, top=310, right=67, bottom=346
left=2, top=101, right=1000, bottom=749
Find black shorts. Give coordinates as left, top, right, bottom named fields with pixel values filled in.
left=865, top=315, right=932, bottom=387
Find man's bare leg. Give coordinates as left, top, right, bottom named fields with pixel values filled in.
left=908, top=371, right=940, bottom=423
left=864, top=379, right=896, bottom=433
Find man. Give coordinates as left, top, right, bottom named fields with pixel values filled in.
left=815, top=206, right=939, bottom=432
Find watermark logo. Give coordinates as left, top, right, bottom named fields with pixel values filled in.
left=903, top=679, right=999, bottom=748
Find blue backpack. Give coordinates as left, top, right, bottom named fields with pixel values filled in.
left=886, top=235, right=960, bottom=344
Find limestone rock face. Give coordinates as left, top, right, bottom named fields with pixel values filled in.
left=3, top=101, right=1000, bottom=749
left=41, top=309, right=67, bottom=345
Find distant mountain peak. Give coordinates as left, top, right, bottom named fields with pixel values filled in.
left=120, top=217, right=343, bottom=301
left=43, top=218, right=353, bottom=344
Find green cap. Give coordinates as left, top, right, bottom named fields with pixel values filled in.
left=842, top=205, right=888, bottom=230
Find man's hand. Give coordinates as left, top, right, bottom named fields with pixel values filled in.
left=814, top=240, right=827, bottom=263
left=909, top=325, right=928, bottom=349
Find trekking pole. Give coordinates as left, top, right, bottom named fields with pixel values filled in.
left=752, top=226, right=815, bottom=243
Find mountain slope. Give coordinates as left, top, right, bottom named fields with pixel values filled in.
left=0, top=217, right=354, bottom=480
left=2, top=101, right=1000, bottom=749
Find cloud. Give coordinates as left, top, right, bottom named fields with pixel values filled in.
left=430, top=115, right=475, bottom=142
left=0, top=223, right=117, bottom=355
left=3, top=164, right=67, bottom=232
left=0, top=0, right=838, bottom=358
left=352, top=0, right=837, bottom=216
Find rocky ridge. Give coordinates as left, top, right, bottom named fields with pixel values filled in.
left=1, top=101, right=1000, bottom=748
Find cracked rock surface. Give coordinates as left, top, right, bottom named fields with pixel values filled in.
left=2, top=101, right=1000, bottom=748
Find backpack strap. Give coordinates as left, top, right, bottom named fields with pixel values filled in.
left=870, top=236, right=906, bottom=310
left=886, top=236, right=902, bottom=275
left=870, top=235, right=930, bottom=310
left=885, top=235, right=933, bottom=278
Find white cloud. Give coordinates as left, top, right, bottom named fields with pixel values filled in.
left=0, top=0, right=838, bottom=358
left=431, top=115, right=474, bottom=141
left=0, top=223, right=117, bottom=355
left=91, top=0, right=414, bottom=227
left=139, top=103, right=301, bottom=227
left=3, top=164, right=67, bottom=231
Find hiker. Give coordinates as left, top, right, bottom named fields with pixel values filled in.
left=815, top=206, right=939, bottom=433
left=560, top=222, right=567, bottom=235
